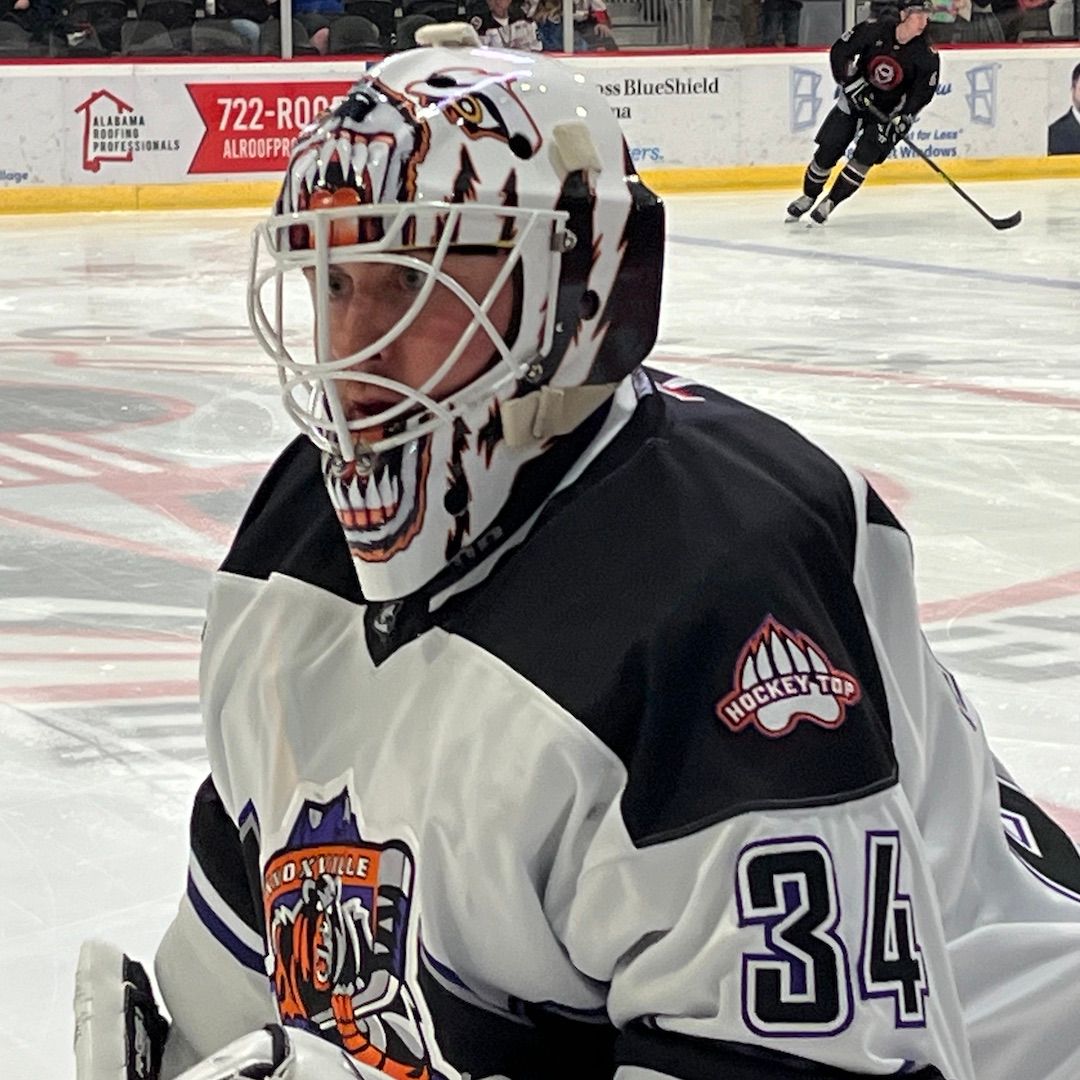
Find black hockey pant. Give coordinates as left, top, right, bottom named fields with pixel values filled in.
left=813, top=104, right=897, bottom=170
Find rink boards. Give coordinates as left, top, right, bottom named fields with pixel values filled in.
left=0, top=45, right=1078, bottom=212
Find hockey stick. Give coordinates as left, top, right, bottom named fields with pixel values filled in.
left=866, top=104, right=1022, bottom=231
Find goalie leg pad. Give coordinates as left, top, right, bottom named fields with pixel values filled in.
left=75, top=940, right=169, bottom=1080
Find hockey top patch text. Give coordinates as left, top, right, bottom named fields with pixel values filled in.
left=716, top=615, right=862, bottom=737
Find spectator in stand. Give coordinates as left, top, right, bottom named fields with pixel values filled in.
left=954, top=0, right=1005, bottom=40
left=709, top=0, right=745, bottom=45
left=988, top=0, right=1017, bottom=34
left=925, top=0, right=963, bottom=42
left=1048, top=62, right=1080, bottom=154
left=5, top=0, right=63, bottom=44
left=991, top=0, right=1052, bottom=40
left=1017, top=0, right=1054, bottom=36
left=741, top=0, right=760, bottom=44
left=760, top=0, right=802, bottom=45
left=927, top=0, right=1006, bottom=41
left=218, top=0, right=280, bottom=52
left=293, top=0, right=341, bottom=51
left=531, top=0, right=616, bottom=51
left=472, top=0, right=541, bottom=50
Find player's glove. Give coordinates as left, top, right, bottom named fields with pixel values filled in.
left=889, top=112, right=915, bottom=138
left=170, top=1025, right=392, bottom=1080
left=879, top=112, right=915, bottom=150
left=843, top=76, right=876, bottom=113
left=74, top=940, right=169, bottom=1080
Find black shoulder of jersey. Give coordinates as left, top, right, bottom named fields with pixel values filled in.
left=440, top=371, right=897, bottom=845
left=915, top=31, right=938, bottom=57
left=219, top=435, right=361, bottom=603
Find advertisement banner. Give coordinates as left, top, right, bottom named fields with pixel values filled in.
left=186, top=81, right=354, bottom=173
left=0, top=61, right=365, bottom=189
left=0, top=48, right=1078, bottom=195
left=563, top=49, right=1076, bottom=165
left=1045, top=55, right=1080, bottom=155
left=68, top=81, right=183, bottom=179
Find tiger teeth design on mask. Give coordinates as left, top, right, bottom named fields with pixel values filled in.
left=323, top=437, right=432, bottom=563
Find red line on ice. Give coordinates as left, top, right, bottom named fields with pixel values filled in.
left=920, top=569, right=1080, bottom=623
left=0, top=679, right=198, bottom=703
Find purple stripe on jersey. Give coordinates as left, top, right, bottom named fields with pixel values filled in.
left=935, top=662, right=979, bottom=732
left=238, top=798, right=259, bottom=829
left=420, top=941, right=470, bottom=989
left=187, top=872, right=265, bottom=974
left=1012, top=847, right=1080, bottom=905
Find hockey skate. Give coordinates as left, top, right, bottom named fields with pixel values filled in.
left=785, top=194, right=815, bottom=222
left=808, top=198, right=835, bottom=226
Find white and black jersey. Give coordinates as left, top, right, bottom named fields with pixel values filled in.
left=155, top=369, right=1080, bottom=1080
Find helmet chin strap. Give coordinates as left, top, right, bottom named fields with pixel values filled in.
left=497, top=124, right=617, bottom=449
left=501, top=383, right=620, bottom=447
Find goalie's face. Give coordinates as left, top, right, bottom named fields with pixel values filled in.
left=303, top=249, right=516, bottom=440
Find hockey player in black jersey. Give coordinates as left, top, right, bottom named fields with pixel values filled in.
left=787, top=0, right=940, bottom=225
left=74, top=21, right=1080, bottom=1080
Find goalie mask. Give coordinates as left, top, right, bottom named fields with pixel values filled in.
left=249, top=31, right=663, bottom=601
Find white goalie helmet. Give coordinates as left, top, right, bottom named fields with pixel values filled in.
left=249, top=27, right=664, bottom=601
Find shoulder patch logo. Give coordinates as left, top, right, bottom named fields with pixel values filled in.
left=716, top=616, right=861, bottom=737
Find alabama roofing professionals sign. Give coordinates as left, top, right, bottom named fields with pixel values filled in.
left=75, top=88, right=182, bottom=173
left=0, top=62, right=367, bottom=187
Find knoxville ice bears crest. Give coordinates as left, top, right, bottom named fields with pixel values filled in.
left=263, top=789, right=449, bottom=1079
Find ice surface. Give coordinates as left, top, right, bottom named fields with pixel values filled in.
left=0, top=177, right=1077, bottom=1076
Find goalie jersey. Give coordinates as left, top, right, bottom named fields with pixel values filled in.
left=155, top=370, right=1080, bottom=1080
